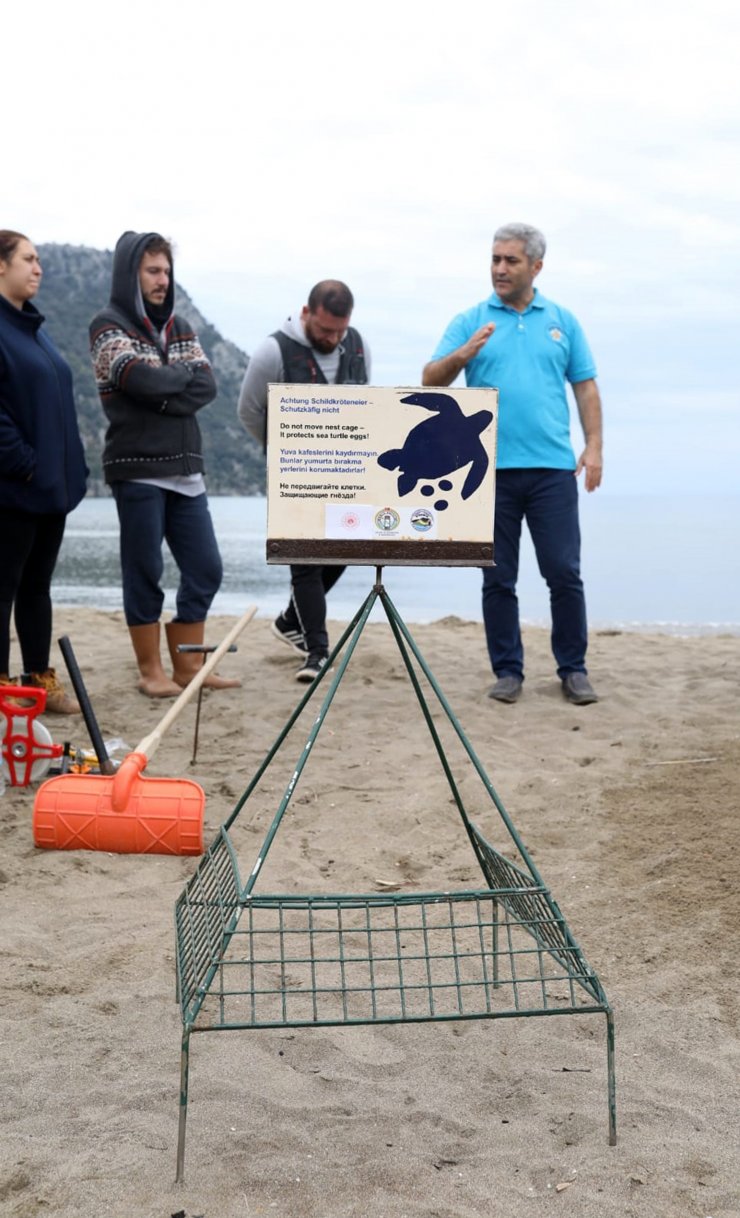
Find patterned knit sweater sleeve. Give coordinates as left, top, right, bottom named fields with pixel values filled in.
left=90, top=316, right=216, bottom=417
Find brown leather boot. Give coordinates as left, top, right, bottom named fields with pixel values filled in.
left=128, top=623, right=181, bottom=698
left=165, top=620, right=241, bottom=690
left=23, top=668, right=81, bottom=715
left=0, top=674, right=34, bottom=707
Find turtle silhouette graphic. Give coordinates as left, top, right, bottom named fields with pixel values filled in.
left=377, top=392, right=493, bottom=500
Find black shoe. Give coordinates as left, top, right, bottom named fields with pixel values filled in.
left=487, top=675, right=523, bottom=703
left=562, top=672, right=599, bottom=705
left=272, top=614, right=308, bottom=658
left=295, top=653, right=329, bottom=683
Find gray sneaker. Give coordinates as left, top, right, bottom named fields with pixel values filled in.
left=562, top=672, right=599, bottom=705
left=487, top=675, right=523, bottom=703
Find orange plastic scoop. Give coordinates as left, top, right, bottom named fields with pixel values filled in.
left=33, top=608, right=256, bottom=855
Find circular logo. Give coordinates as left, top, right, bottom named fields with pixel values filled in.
left=341, top=511, right=361, bottom=529
left=410, top=508, right=434, bottom=532
left=549, top=327, right=563, bottom=342
left=375, top=507, right=400, bottom=532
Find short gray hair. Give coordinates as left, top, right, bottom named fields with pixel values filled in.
left=493, top=223, right=546, bottom=262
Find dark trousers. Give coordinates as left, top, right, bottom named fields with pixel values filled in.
left=112, top=483, right=223, bottom=626
left=0, top=508, right=67, bottom=674
left=284, top=565, right=345, bottom=656
left=482, top=469, right=588, bottom=681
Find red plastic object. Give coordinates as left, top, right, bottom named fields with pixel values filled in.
left=0, top=687, right=63, bottom=786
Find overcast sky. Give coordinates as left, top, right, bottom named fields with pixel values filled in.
left=7, top=0, right=740, bottom=496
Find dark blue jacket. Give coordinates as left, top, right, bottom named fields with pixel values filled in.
left=0, top=294, right=88, bottom=514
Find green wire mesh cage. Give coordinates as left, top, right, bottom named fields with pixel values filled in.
left=174, top=573, right=615, bottom=1181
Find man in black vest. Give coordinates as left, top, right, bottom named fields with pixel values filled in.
left=238, top=280, right=370, bottom=682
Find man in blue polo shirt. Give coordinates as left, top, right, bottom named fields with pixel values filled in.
left=422, top=223, right=603, bottom=706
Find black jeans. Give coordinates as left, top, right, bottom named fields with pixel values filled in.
left=0, top=508, right=66, bottom=674
left=285, top=565, right=345, bottom=656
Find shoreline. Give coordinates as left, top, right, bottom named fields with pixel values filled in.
left=45, top=599, right=740, bottom=639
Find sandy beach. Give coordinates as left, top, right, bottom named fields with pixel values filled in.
left=1, top=605, right=738, bottom=1218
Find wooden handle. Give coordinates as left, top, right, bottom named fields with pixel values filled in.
left=133, top=607, right=257, bottom=764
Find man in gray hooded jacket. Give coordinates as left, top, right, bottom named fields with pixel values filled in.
left=90, top=231, right=239, bottom=697
left=238, top=280, right=369, bottom=683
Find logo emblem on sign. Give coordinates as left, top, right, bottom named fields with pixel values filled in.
left=410, top=508, right=434, bottom=532
left=375, top=507, right=400, bottom=532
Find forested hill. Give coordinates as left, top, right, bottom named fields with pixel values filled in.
left=36, top=243, right=264, bottom=495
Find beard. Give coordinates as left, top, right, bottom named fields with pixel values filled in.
left=310, top=336, right=338, bottom=354
left=304, top=315, right=345, bottom=354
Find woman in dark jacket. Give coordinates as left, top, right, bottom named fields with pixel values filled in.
left=0, top=230, right=88, bottom=713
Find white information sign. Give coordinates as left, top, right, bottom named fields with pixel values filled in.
left=266, top=384, right=498, bottom=566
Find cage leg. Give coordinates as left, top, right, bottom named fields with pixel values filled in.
left=606, top=1009, right=617, bottom=1145
left=175, top=1032, right=191, bottom=1183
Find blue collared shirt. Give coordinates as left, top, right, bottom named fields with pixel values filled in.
left=431, top=289, right=597, bottom=468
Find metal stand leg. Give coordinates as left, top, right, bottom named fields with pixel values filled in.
left=606, top=1009, right=617, bottom=1145
left=175, top=1031, right=191, bottom=1183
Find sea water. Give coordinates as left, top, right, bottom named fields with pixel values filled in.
left=52, top=494, right=740, bottom=636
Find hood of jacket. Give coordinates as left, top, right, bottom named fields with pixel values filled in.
left=279, top=313, right=311, bottom=347
left=108, top=230, right=175, bottom=326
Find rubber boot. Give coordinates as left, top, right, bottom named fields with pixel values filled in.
left=165, top=620, right=241, bottom=690
left=128, top=623, right=181, bottom=698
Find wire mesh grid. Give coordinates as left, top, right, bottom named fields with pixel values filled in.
left=472, top=830, right=600, bottom=996
left=176, top=830, right=241, bottom=1020
left=185, top=888, right=604, bottom=1031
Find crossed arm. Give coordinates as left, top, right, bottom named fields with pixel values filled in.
left=92, top=325, right=216, bottom=416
